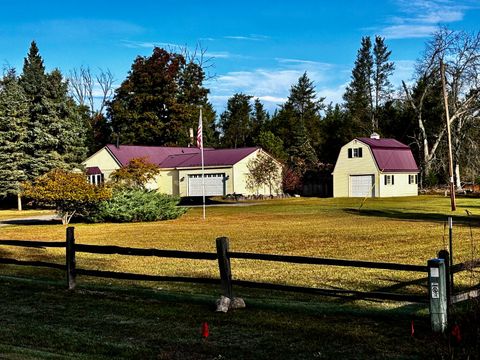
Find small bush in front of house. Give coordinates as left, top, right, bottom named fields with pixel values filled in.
left=88, top=188, right=186, bottom=223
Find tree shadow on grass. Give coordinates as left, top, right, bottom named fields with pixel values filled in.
left=344, top=208, right=480, bottom=226
left=0, top=218, right=62, bottom=226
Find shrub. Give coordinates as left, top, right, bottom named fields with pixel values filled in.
left=88, top=188, right=186, bottom=223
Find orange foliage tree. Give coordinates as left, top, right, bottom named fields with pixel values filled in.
left=110, top=157, right=160, bottom=188
left=22, top=169, right=111, bottom=225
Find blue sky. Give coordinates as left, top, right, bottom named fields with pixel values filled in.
left=1, top=0, right=479, bottom=113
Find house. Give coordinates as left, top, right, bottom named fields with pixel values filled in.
left=82, top=144, right=283, bottom=197
left=332, top=134, right=419, bottom=197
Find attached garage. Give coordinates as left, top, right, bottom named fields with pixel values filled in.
left=350, top=175, right=374, bottom=197
left=188, top=173, right=226, bottom=196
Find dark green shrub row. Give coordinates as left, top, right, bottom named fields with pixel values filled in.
left=88, top=188, right=186, bottom=223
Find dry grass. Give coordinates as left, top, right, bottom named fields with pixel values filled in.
left=0, top=209, right=54, bottom=220
left=0, top=195, right=479, bottom=296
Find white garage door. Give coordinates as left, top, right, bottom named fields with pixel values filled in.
left=188, top=173, right=226, bottom=196
left=350, top=175, right=375, bottom=197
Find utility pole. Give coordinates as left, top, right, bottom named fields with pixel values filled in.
left=440, top=59, right=456, bottom=211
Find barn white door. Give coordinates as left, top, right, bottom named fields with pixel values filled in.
left=350, top=175, right=375, bottom=197
left=188, top=173, right=225, bottom=196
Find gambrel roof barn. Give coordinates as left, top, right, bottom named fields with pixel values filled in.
left=332, top=134, right=419, bottom=198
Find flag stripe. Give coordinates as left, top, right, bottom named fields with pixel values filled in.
left=197, top=115, right=203, bottom=149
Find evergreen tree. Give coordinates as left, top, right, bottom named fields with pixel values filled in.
left=218, top=93, right=253, bottom=148
left=373, top=36, right=395, bottom=130
left=319, top=104, right=354, bottom=164
left=270, top=72, right=323, bottom=170
left=344, top=36, right=394, bottom=134
left=0, top=70, right=29, bottom=198
left=19, top=41, right=88, bottom=180
left=108, top=47, right=215, bottom=147
left=343, top=36, right=373, bottom=133
left=251, top=98, right=269, bottom=141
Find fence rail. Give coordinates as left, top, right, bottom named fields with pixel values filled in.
left=0, top=227, right=478, bottom=306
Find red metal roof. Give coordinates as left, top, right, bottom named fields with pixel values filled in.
left=86, top=166, right=102, bottom=175
left=356, top=138, right=419, bottom=172
left=160, top=147, right=259, bottom=168
left=105, top=144, right=258, bottom=168
left=106, top=144, right=200, bottom=166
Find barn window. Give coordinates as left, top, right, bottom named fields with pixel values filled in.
left=348, top=147, right=363, bottom=158
left=384, top=175, right=394, bottom=185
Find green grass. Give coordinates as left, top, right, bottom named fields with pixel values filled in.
left=0, top=195, right=479, bottom=358
left=0, top=275, right=443, bottom=359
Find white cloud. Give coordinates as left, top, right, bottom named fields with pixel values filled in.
left=121, top=40, right=185, bottom=49
left=380, top=0, right=470, bottom=39
left=208, top=59, right=347, bottom=112
left=381, top=25, right=439, bottom=39
left=224, top=34, right=270, bottom=41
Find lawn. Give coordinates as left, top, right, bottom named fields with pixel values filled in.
left=0, top=195, right=479, bottom=358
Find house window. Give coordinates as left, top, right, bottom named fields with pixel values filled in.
left=88, top=174, right=104, bottom=185
left=409, top=175, right=414, bottom=184
left=409, top=175, right=418, bottom=184
left=384, top=175, right=395, bottom=185
left=348, top=147, right=363, bottom=158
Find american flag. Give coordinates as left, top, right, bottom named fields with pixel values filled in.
left=197, top=111, right=203, bottom=149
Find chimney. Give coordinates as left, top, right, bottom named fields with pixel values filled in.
left=370, top=132, right=380, bottom=140
left=189, top=128, right=194, bottom=147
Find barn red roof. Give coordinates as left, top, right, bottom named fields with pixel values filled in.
left=106, top=144, right=200, bottom=166
left=160, top=147, right=258, bottom=168
left=356, top=138, right=419, bottom=172
left=105, top=144, right=258, bottom=168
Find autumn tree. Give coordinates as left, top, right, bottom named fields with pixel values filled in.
left=108, top=47, right=216, bottom=147
left=22, top=169, right=111, bottom=225
left=110, top=157, right=160, bottom=188
left=246, top=152, right=282, bottom=196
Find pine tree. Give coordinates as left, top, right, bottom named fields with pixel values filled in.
left=251, top=98, right=269, bottom=140
left=218, top=93, right=253, bottom=148
left=373, top=36, right=395, bottom=130
left=344, top=36, right=394, bottom=133
left=19, top=41, right=88, bottom=180
left=0, top=71, right=29, bottom=198
left=270, top=72, right=323, bottom=170
left=343, top=36, right=373, bottom=133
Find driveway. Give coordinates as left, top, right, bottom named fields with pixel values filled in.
left=0, top=214, right=61, bottom=227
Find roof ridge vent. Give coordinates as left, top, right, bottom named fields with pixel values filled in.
left=370, top=132, right=380, bottom=140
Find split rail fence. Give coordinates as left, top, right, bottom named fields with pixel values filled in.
left=0, top=227, right=479, bottom=307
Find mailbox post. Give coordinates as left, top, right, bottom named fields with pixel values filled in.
left=428, top=258, right=447, bottom=333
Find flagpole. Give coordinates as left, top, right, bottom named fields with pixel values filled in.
left=199, top=107, right=206, bottom=220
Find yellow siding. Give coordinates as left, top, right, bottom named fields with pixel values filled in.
left=379, top=173, right=418, bottom=197
left=156, top=170, right=179, bottom=195
left=82, top=148, right=120, bottom=179
left=333, top=140, right=378, bottom=197
left=233, top=150, right=283, bottom=196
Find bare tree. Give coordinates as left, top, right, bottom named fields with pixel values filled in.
left=68, top=66, right=114, bottom=116
left=402, top=28, right=480, bottom=187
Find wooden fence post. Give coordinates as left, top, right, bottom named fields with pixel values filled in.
left=216, top=237, right=233, bottom=299
left=66, top=227, right=76, bottom=290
